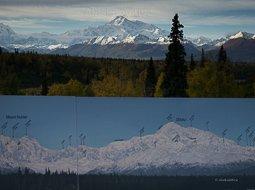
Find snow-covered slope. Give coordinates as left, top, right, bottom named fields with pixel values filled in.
left=107, top=16, right=168, bottom=40
left=0, top=16, right=170, bottom=49
left=77, top=16, right=169, bottom=45
left=86, top=36, right=120, bottom=45
left=122, top=34, right=153, bottom=44
left=1, top=122, right=255, bottom=175
left=188, top=31, right=255, bottom=50
left=228, top=31, right=254, bottom=40
left=187, top=36, right=213, bottom=47
left=210, top=31, right=255, bottom=47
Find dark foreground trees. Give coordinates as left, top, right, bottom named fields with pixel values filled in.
left=0, top=172, right=254, bottom=190
left=0, top=51, right=254, bottom=97
left=145, top=57, right=156, bottom=97
left=162, top=13, right=187, bottom=97
left=0, top=52, right=154, bottom=97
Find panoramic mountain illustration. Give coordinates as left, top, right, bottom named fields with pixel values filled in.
left=1, top=16, right=255, bottom=61
left=1, top=122, right=255, bottom=175
left=1, top=96, right=255, bottom=189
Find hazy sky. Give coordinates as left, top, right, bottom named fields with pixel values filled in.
left=0, top=0, right=255, bottom=38
left=0, top=96, right=255, bottom=149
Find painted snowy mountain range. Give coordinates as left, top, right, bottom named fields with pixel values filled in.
left=1, top=122, right=255, bottom=175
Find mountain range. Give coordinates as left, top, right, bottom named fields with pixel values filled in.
left=0, top=16, right=255, bottom=61
left=1, top=122, right=255, bottom=175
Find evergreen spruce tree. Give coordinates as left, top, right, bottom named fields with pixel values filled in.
left=41, top=62, right=48, bottom=95
left=190, top=54, right=196, bottom=70
left=218, top=45, right=227, bottom=63
left=0, top=47, right=2, bottom=55
left=200, top=48, right=205, bottom=67
left=40, top=59, right=52, bottom=96
left=217, top=45, right=229, bottom=73
left=162, top=13, right=187, bottom=97
left=144, top=57, right=156, bottom=97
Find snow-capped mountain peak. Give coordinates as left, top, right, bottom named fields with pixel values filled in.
left=110, top=16, right=128, bottom=26
left=228, top=31, right=254, bottom=40
left=188, top=36, right=213, bottom=46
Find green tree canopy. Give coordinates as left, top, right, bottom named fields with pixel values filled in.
left=91, top=74, right=137, bottom=97
left=48, top=79, right=89, bottom=96
left=154, top=72, right=164, bottom=97
left=187, top=62, right=244, bottom=97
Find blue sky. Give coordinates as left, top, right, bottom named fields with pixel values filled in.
left=0, top=0, right=255, bottom=38
left=0, top=96, right=255, bottom=149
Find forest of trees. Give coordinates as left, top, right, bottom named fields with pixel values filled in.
left=0, top=14, right=255, bottom=97
left=0, top=170, right=254, bottom=190
left=0, top=48, right=254, bottom=97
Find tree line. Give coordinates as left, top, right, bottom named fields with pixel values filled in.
left=0, top=14, right=255, bottom=97
left=0, top=169, right=254, bottom=190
